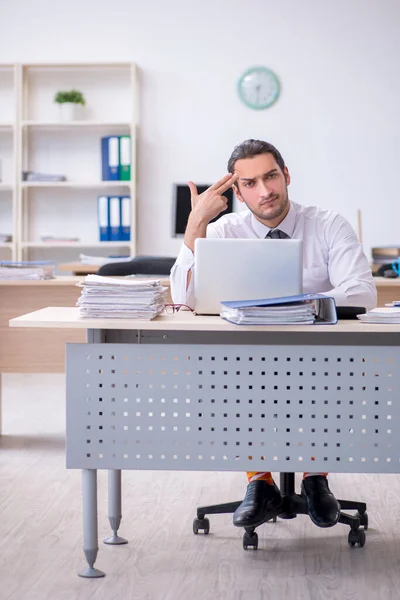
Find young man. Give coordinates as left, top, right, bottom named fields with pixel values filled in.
left=170, top=139, right=377, bottom=530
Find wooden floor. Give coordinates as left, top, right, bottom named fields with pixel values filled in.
left=1, top=375, right=400, bottom=600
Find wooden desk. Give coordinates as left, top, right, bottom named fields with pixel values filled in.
left=58, top=262, right=99, bottom=275
left=0, top=277, right=86, bottom=375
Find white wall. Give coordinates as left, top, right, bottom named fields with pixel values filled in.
left=0, top=0, right=398, bottom=260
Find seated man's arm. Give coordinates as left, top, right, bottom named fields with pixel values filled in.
left=170, top=174, right=237, bottom=307
left=323, top=215, right=377, bottom=310
left=170, top=225, right=220, bottom=307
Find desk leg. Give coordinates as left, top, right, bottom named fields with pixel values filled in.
left=78, top=469, right=105, bottom=578
left=104, top=469, right=128, bottom=545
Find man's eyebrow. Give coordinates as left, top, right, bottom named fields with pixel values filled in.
left=240, top=169, right=278, bottom=181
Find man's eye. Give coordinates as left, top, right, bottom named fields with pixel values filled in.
left=267, top=173, right=277, bottom=179
left=244, top=182, right=254, bottom=188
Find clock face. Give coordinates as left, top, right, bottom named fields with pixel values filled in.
left=237, top=66, right=280, bottom=110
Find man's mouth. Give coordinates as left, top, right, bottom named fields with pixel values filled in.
left=260, top=195, right=278, bottom=207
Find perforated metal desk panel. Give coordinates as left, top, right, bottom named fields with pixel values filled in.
left=65, top=322, right=400, bottom=475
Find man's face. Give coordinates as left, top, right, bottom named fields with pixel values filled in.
left=233, top=153, right=290, bottom=226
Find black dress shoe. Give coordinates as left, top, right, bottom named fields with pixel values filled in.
left=233, top=480, right=282, bottom=528
left=301, top=476, right=341, bottom=528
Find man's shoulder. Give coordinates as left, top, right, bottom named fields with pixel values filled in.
left=207, top=209, right=252, bottom=234
left=295, top=202, right=347, bottom=226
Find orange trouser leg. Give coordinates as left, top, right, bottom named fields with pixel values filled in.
left=247, top=472, right=329, bottom=482
left=247, top=471, right=274, bottom=484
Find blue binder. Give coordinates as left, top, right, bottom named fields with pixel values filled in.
left=101, top=136, right=119, bottom=180
left=220, top=293, right=337, bottom=325
left=97, top=195, right=109, bottom=241
left=109, top=196, right=121, bottom=241
left=119, top=196, right=131, bottom=241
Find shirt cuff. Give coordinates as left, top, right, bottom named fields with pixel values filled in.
left=175, top=243, right=194, bottom=269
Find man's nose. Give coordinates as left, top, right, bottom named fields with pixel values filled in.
left=260, top=180, right=274, bottom=196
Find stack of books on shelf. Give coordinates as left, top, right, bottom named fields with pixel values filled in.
left=22, top=171, right=67, bottom=182
left=371, top=246, right=400, bottom=274
left=220, top=294, right=337, bottom=326
left=0, top=261, right=55, bottom=280
left=97, top=195, right=130, bottom=242
left=76, top=274, right=166, bottom=320
left=79, top=253, right=132, bottom=265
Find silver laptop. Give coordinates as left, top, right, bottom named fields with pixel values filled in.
left=194, top=238, right=303, bottom=315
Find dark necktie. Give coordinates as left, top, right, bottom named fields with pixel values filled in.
left=266, top=229, right=290, bottom=239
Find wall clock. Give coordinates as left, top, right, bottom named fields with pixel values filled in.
left=237, top=66, right=280, bottom=110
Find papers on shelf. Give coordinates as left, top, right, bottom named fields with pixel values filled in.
left=357, top=307, right=400, bottom=324
left=76, top=274, right=167, bottom=320
left=79, top=254, right=132, bottom=265
left=220, top=294, right=337, bottom=326
left=0, top=261, right=55, bottom=280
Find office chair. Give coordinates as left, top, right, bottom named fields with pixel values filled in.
left=193, top=472, right=368, bottom=550
left=97, top=255, right=176, bottom=276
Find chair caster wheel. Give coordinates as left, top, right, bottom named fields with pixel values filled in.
left=357, top=511, right=368, bottom=530
left=243, top=531, right=258, bottom=551
left=348, top=528, right=366, bottom=548
left=193, top=517, right=210, bottom=535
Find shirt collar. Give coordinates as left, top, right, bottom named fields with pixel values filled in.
left=251, top=201, right=297, bottom=238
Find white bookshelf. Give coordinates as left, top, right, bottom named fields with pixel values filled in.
left=21, top=181, right=131, bottom=189
left=0, top=64, right=17, bottom=261
left=15, top=62, right=138, bottom=262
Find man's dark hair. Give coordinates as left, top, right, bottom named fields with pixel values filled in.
left=227, top=139, right=286, bottom=174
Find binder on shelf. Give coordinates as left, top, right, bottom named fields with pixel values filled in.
left=220, top=293, right=337, bottom=326
left=109, top=196, right=121, bottom=241
left=119, top=196, right=131, bottom=241
left=101, top=136, right=119, bottom=181
left=119, top=135, right=131, bottom=181
left=97, top=195, right=109, bottom=241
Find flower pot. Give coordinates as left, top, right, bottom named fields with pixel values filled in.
left=58, top=102, right=83, bottom=121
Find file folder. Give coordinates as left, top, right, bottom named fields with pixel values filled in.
left=101, top=136, right=119, bottom=180
left=109, top=196, right=121, bottom=241
left=97, top=195, right=109, bottom=241
left=119, top=135, right=131, bottom=181
left=220, top=294, right=337, bottom=325
left=119, top=196, right=131, bottom=241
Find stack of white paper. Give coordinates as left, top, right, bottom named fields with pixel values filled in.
left=0, top=261, right=55, bottom=280
left=221, top=302, right=317, bottom=325
left=357, top=307, right=400, bottom=324
left=76, top=274, right=167, bottom=320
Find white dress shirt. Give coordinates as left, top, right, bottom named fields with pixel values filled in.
left=170, top=200, right=377, bottom=310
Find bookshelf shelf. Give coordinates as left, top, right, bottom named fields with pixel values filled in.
left=0, top=243, right=13, bottom=249
left=21, top=241, right=131, bottom=249
left=21, top=181, right=131, bottom=189
left=0, top=184, right=14, bottom=191
left=21, top=121, right=131, bottom=129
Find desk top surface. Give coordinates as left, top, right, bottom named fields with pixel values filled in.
left=9, top=306, right=400, bottom=333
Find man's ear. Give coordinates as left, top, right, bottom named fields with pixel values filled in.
left=284, top=167, right=291, bottom=186
left=233, top=184, right=244, bottom=203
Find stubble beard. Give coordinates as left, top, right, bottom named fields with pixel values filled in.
left=247, top=189, right=289, bottom=223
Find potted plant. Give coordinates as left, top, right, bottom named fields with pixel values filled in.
left=54, top=89, right=86, bottom=121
